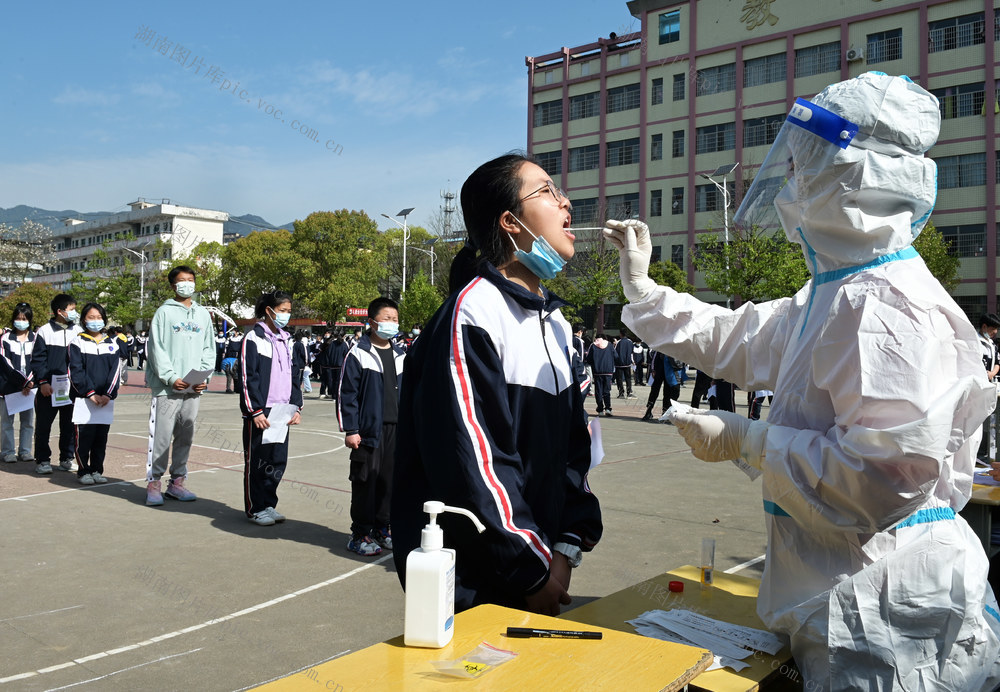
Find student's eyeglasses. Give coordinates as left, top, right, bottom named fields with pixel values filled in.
left=520, top=180, right=568, bottom=204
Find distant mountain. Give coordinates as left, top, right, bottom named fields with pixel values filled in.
left=0, top=205, right=292, bottom=238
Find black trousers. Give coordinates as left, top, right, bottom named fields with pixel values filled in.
left=690, top=371, right=713, bottom=409
left=647, top=373, right=680, bottom=413
left=710, top=380, right=736, bottom=413
left=75, top=423, right=109, bottom=476
left=593, top=374, right=613, bottom=413
left=633, top=363, right=645, bottom=386
left=35, top=394, right=75, bottom=463
left=242, top=411, right=289, bottom=517
left=349, top=422, right=395, bottom=537
left=325, top=367, right=340, bottom=402
left=614, top=367, right=632, bottom=395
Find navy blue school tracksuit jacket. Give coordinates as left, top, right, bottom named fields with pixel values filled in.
left=238, top=323, right=303, bottom=418
left=31, top=320, right=83, bottom=388
left=585, top=341, right=617, bottom=375
left=67, top=334, right=121, bottom=400
left=0, top=330, right=33, bottom=395
left=391, top=262, right=603, bottom=611
left=337, top=334, right=405, bottom=447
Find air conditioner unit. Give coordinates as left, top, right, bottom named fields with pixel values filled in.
left=846, top=46, right=864, bottom=62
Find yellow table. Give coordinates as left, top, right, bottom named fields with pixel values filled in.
left=562, top=565, right=793, bottom=692
left=962, top=484, right=1000, bottom=558
left=254, top=603, right=711, bottom=691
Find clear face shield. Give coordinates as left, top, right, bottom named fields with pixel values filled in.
left=732, top=98, right=859, bottom=233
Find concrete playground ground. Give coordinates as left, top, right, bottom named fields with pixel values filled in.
left=0, top=369, right=768, bottom=691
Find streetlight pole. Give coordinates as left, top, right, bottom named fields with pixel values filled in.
left=701, top=163, right=739, bottom=309
left=409, top=243, right=437, bottom=286
left=122, top=246, right=149, bottom=326
left=382, top=207, right=414, bottom=293
left=381, top=207, right=414, bottom=293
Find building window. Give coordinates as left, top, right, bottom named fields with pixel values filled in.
left=545, top=70, right=555, bottom=85
left=651, top=246, right=662, bottom=263
left=938, top=224, right=986, bottom=257
left=535, top=150, right=562, bottom=176
left=936, top=152, right=986, bottom=188
left=606, top=192, right=640, bottom=219
left=695, top=122, right=735, bottom=154
left=651, top=190, right=663, bottom=217
left=569, top=92, right=600, bottom=120
left=659, top=9, right=680, bottom=44
left=866, top=28, right=902, bottom=63
left=695, top=64, right=736, bottom=96
left=607, top=138, right=640, bottom=167
left=695, top=182, right=735, bottom=212
left=652, top=78, right=663, bottom=105
left=581, top=62, right=591, bottom=77
left=743, top=114, right=784, bottom=148
left=607, top=84, right=640, bottom=113
left=794, top=41, right=841, bottom=78
left=533, top=99, right=563, bottom=127
left=671, top=187, right=684, bottom=214
left=568, top=144, right=600, bottom=172
left=673, top=73, right=685, bottom=101
left=996, top=8, right=1000, bottom=42
left=651, top=133, right=663, bottom=161
left=743, top=53, right=786, bottom=87
left=930, top=83, right=985, bottom=119
left=672, top=130, right=685, bottom=158
left=671, top=244, right=684, bottom=269
left=570, top=197, right=599, bottom=224
left=929, top=13, right=985, bottom=52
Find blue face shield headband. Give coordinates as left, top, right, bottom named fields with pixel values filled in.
left=506, top=214, right=567, bottom=280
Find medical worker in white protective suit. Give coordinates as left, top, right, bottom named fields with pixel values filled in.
left=606, top=72, right=1000, bottom=689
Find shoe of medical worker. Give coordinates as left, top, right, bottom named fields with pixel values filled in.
left=165, top=477, right=197, bottom=502
left=347, top=535, right=382, bottom=556
left=146, top=480, right=164, bottom=506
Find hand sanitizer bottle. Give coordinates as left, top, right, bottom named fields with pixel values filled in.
left=404, top=501, right=485, bottom=648
left=701, top=537, right=715, bottom=589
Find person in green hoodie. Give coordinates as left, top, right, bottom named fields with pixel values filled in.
left=144, top=265, right=216, bottom=506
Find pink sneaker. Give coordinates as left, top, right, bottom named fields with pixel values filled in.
left=146, top=480, right=164, bottom=506
left=165, top=477, right=196, bottom=502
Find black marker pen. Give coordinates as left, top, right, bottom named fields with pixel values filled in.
left=506, top=627, right=602, bottom=639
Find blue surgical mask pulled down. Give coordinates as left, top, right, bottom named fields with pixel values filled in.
left=506, top=214, right=567, bottom=280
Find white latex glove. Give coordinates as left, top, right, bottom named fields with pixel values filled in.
left=667, top=403, right=769, bottom=469
left=603, top=219, right=657, bottom=303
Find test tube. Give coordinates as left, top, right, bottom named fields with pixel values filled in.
left=701, top=538, right=715, bottom=587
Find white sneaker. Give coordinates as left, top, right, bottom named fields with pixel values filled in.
left=250, top=510, right=275, bottom=526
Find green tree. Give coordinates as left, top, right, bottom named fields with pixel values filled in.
left=693, top=225, right=809, bottom=303
left=546, top=230, right=624, bottom=333
left=541, top=273, right=584, bottom=326
left=912, top=220, right=960, bottom=292
left=648, top=260, right=695, bottom=293
left=0, top=282, right=60, bottom=329
left=224, top=229, right=313, bottom=307
left=399, top=272, right=442, bottom=330
left=291, top=210, right=387, bottom=322
left=380, top=225, right=437, bottom=296
left=178, top=240, right=239, bottom=314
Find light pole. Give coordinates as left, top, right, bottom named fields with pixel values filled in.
left=408, top=239, right=438, bottom=286
left=381, top=207, right=414, bottom=293
left=701, top=163, right=739, bottom=308
left=122, top=246, right=149, bottom=327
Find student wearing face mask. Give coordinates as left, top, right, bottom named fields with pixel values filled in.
left=338, top=297, right=406, bottom=556
left=238, top=292, right=303, bottom=525
left=1, top=303, right=37, bottom=464
left=68, top=303, right=120, bottom=485
left=391, top=154, right=603, bottom=615
left=144, top=265, right=216, bottom=506
left=30, top=293, right=83, bottom=474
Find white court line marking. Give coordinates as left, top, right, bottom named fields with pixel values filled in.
left=43, top=648, right=202, bottom=691
left=608, top=441, right=636, bottom=447
left=0, top=556, right=391, bottom=685
left=0, top=605, right=85, bottom=623
left=233, top=649, right=352, bottom=691
left=724, top=554, right=766, bottom=574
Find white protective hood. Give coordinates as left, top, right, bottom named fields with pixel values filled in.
left=776, top=72, right=940, bottom=275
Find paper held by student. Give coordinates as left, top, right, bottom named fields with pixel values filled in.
left=72, top=398, right=115, bottom=425
left=262, top=403, right=299, bottom=444
left=5, top=389, right=36, bottom=415
left=51, top=374, right=71, bottom=407
left=178, top=368, right=214, bottom=393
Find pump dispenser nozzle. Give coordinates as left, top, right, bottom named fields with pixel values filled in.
left=421, top=501, right=485, bottom=551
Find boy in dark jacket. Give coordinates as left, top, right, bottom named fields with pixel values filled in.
left=614, top=333, right=635, bottom=399
left=338, top=297, right=406, bottom=556
left=585, top=334, right=616, bottom=417
left=30, top=293, right=82, bottom=474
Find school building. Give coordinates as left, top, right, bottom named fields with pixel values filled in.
left=526, top=0, right=998, bottom=317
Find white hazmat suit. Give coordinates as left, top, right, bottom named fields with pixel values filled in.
left=608, top=73, right=1000, bottom=689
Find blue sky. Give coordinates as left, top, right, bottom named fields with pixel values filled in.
left=0, top=1, right=639, bottom=231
